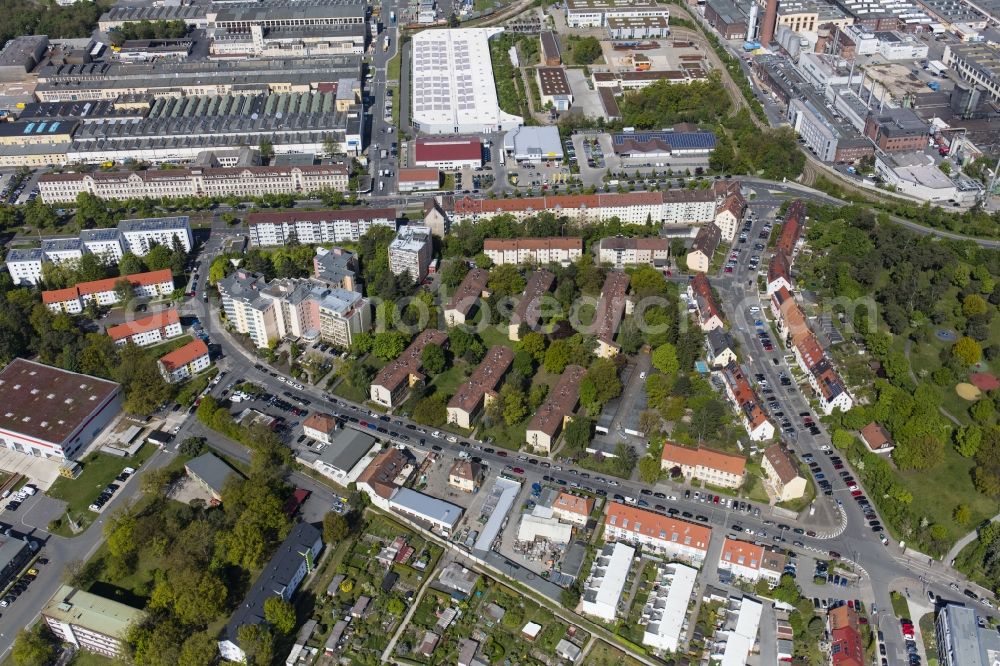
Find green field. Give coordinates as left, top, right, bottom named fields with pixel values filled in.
left=585, top=641, right=647, bottom=666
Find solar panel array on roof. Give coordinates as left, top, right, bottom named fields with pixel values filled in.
left=612, top=131, right=716, bottom=149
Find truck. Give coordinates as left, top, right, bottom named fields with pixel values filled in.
left=928, top=59, right=947, bottom=76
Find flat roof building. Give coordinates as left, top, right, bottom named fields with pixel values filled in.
left=42, top=586, right=144, bottom=658
left=642, top=563, right=698, bottom=652
left=504, top=125, right=564, bottom=162
left=311, top=428, right=377, bottom=483
left=581, top=542, right=635, bottom=620
left=936, top=602, right=1000, bottom=666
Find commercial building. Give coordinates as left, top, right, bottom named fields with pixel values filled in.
left=526, top=365, right=586, bottom=453
left=541, top=31, right=562, bottom=66
left=686, top=223, right=722, bottom=273
left=411, top=28, right=523, bottom=134
left=518, top=514, right=574, bottom=543
left=0, top=35, right=49, bottom=83
left=704, top=0, right=748, bottom=39
left=642, top=563, right=698, bottom=652
left=42, top=269, right=175, bottom=315
left=447, top=346, right=514, bottom=428
left=935, top=602, right=1000, bottom=666
left=688, top=274, right=724, bottom=331
left=606, top=15, right=671, bottom=39
left=565, top=0, right=671, bottom=28
left=39, top=165, right=350, bottom=204
left=612, top=129, right=717, bottom=161
left=719, top=361, right=774, bottom=440
left=509, top=269, right=556, bottom=340
left=388, top=225, right=434, bottom=283
left=414, top=137, right=484, bottom=169
left=248, top=208, right=396, bottom=247
left=370, top=329, right=450, bottom=407
left=594, top=271, right=630, bottom=358
left=596, top=237, right=670, bottom=269
left=761, top=444, right=807, bottom=501
left=660, top=443, right=746, bottom=489
left=829, top=605, right=865, bottom=666
left=592, top=68, right=707, bottom=90
left=0, top=358, right=122, bottom=460
left=357, top=447, right=463, bottom=533
left=484, top=237, right=583, bottom=267
left=42, top=586, right=144, bottom=658
left=219, top=523, right=324, bottom=663
left=581, top=542, right=635, bottom=621
left=107, top=309, right=183, bottom=347
left=874, top=151, right=982, bottom=205
left=444, top=268, right=490, bottom=326
left=158, top=339, right=211, bottom=383
left=397, top=168, right=441, bottom=192
left=536, top=68, right=574, bottom=111
left=503, top=126, right=564, bottom=163
left=605, top=503, right=712, bottom=565
left=184, top=453, right=243, bottom=503
left=302, top=412, right=339, bottom=444
left=312, top=428, right=378, bottom=483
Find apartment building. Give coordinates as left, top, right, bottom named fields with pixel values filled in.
left=119, top=216, right=194, bottom=255
left=935, top=602, right=1000, bottom=666
left=444, top=268, right=490, bottom=327
left=42, top=586, right=144, bottom=658
left=247, top=208, right=396, bottom=246
left=447, top=345, right=514, bottom=428
left=106, top=308, right=182, bottom=347
left=761, top=444, right=807, bottom=501
left=581, top=542, right=634, bottom=621
left=605, top=503, right=712, bottom=565
left=714, top=191, right=746, bottom=242
left=686, top=223, right=721, bottom=273
left=525, top=365, right=586, bottom=454
left=313, top=247, right=359, bottom=291
left=158, top=339, right=211, bottom=383
left=39, top=165, right=349, bottom=203
left=660, top=443, right=746, bottom=489
left=388, top=225, right=433, bottom=283
left=483, top=237, right=583, bottom=267
left=596, top=237, right=670, bottom=269
left=688, top=274, right=724, bottom=331
left=448, top=459, right=483, bottom=493
left=718, top=538, right=785, bottom=585
left=551, top=491, right=593, bottom=526
left=509, top=269, right=555, bottom=341
left=706, top=328, right=737, bottom=368
left=766, top=253, right=792, bottom=297
left=42, top=269, right=175, bottom=314
left=370, top=329, right=450, bottom=407
left=594, top=271, right=630, bottom=358
left=719, top=361, right=775, bottom=440
left=217, top=270, right=276, bottom=347
left=829, top=605, right=865, bottom=666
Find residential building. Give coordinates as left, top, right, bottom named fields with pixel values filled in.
left=761, top=444, right=806, bottom=501
left=39, top=165, right=350, bottom=204
left=302, top=412, right=338, bottom=444
left=444, top=268, right=490, bottom=327
left=158, top=338, right=211, bottom=383
left=716, top=596, right=763, bottom=666
left=0, top=358, right=122, bottom=460
left=313, top=247, right=359, bottom=291
left=776, top=200, right=804, bottom=258
left=718, top=538, right=784, bottom=584
left=219, top=523, right=324, bottom=663
left=106, top=309, right=182, bottom=347
left=935, top=602, right=1000, bottom=666
left=605, top=503, right=712, bottom=565
left=397, top=167, right=441, bottom=192
left=829, top=605, right=865, bottom=666
left=414, top=137, right=484, bottom=169
left=719, top=361, right=774, bottom=440
left=248, top=208, right=396, bottom=246
left=594, top=271, right=630, bottom=358
left=660, top=443, right=746, bottom=489
left=596, top=237, right=670, bottom=269
left=217, top=270, right=277, bottom=347
left=714, top=191, right=746, bottom=242
left=526, top=365, right=585, bottom=453
left=509, top=269, right=556, bottom=341
left=860, top=422, right=895, bottom=454
left=316, top=288, right=371, bottom=349
left=184, top=452, right=244, bottom=503
left=370, top=329, right=450, bottom=407
left=388, top=225, right=433, bottom=283
left=766, top=253, right=792, bottom=297
left=449, top=459, right=484, bottom=493
left=311, top=428, right=378, bottom=483
left=641, top=563, right=698, bottom=652
left=688, top=274, right=724, bottom=331
left=42, top=586, right=144, bottom=658
left=581, top=542, right=635, bottom=621
left=42, top=269, right=175, bottom=314
left=447, top=346, right=514, bottom=428
left=686, top=223, right=722, bottom=273
left=565, top=0, right=671, bottom=28
left=706, top=328, right=737, bottom=368
left=484, top=238, right=583, bottom=267
left=119, top=216, right=194, bottom=255
left=552, top=491, right=593, bottom=525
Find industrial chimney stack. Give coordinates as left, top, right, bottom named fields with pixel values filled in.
left=761, top=0, right=779, bottom=45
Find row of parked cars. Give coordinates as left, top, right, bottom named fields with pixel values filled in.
left=88, top=467, right=134, bottom=512
left=0, top=565, right=40, bottom=608
left=2, top=484, right=36, bottom=512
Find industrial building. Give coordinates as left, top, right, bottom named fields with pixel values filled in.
left=606, top=16, right=672, bottom=39
left=311, top=428, right=378, bottom=483
left=704, top=0, right=748, bottom=39
left=414, top=137, right=484, bottom=169
left=611, top=129, right=717, bottom=160
left=410, top=28, right=523, bottom=134
left=565, top=0, right=671, bottom=28
left=248, top=208, right=396, bottom=247
left=503, top=126, right=564, bottom=162
left=537, top=67, right=574, bottom=111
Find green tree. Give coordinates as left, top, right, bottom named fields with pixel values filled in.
left=144, top=244, right=174, bottom=271
left=579, top=358, right=622, bottom=409
left=518, top=331, right=547, bottom=361
left=323, top=511, right=350, bottom=543
left=237, top=623, right=275, bottom=666
left=638, top=456, right=661, bottom=484
left=571, top=36, right=602, bottom=65
left=11, top=625, right=57, bottom=666
left=954, top=504, right=973, bottom=525
left=963, top=293, right=989, bottom=317
left=953, top=336, right=983, bottom=366
left=259, top=138, right=274, bottom=160
left=529, top=383, right=549, bottom=409
left=412, top=394, right=448, bottom=426
left=651, top=342, right=680, bottom=376
left=563, top=417, right=592, bottom=452
left=421, top=344, right=446, bottom=375
left=178, top=631, right=219, bottom=666
left=440, top=260, right=470, bottom=288
left=116, top=344, right=174, bottom=415
left=487, top=265, right=526, bottom=297
left=264, top=596, right=297, bottom=636
left=956, top=425, right=983, bottom=458
left=500, top=384, right=528, bottom=425
left=544, top=339, right=571, bottom=374
left=371, top=331, right=408, bottom=361
left=172, top=569, right=228, bottom=626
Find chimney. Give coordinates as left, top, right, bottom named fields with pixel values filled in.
left=761, top=0, right=779, bottom=45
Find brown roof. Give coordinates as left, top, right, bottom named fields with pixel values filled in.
left=540, top=31, right=561, bottom=63
left=302, top=412, right=337, bottom=435
left=483, top=237, right=583, bottom=252
left=718, top=192, right=746, bottom=218
left=829, top=604, right=859, bottom=632
left=599, top=87, right=622, bottom=119
left=690, top=274, right=721, bottom=324
left=358, top=447, right=413, bottom=499
left=446, top=267, right=490, bottom=317
left=606, top=503, right=711, bottom=552
left=767, top=253, right=790, bottom=286
left=43, top=269, right=174, bottom=304
left=721, top=361, right=770, bottom=430
left=449, top=459, right=481, bottom=482
left=0, top=358, right=121, bottom=446
left=397, top=168, right=440, bottom=183
left=248, top=208, right=396, bottom=226
left=527, top=365, right=585, bottom=436
left=448, top=346, right=514, bottom=414
left=538, top=67, right=572, bottom=96
left=158, top=339, right=209, bottom=372
left=620, top=70, right=688, bottom=81
left=595, top=271, right=630, bottom=345
left=763, top=444, right=801, bottom=484
left=553, top=491, right=593, bottom=517
left=106, top=308, right=179, bottom=341
left=372, top=329, right=449, bottom=394
left=777, top=200, right=805, bottom=257
left=860, top=422, right=893, bottom=450
left=690, top=223, right=721, bottom=257
left=512, top=269, right=555, bottom=332
left=661, top=443, right=746, bottom=477
left=451, top=191, right=692, bottom=216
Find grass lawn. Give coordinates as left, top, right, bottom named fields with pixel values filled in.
left=47, top=445, right=156, bottom=536
left=331, top=379, right=369, bottom=404
left=746, top=474, right=771, bottom=503
left=919, top=612, right=939, bottom=665
left=146, top=333, right=194, bottom=356
left=890, top=590, right=911, bottom=620
left=386, top=51, right=401, bottom=81
left=776, top=470, right=816, bottom=514
left=68, top=654, right=119, bottom=666
left=478, top=419, right=528, bottom=450
left=476, top=321, right=516, bottom=352
left=586, top=640, right=646, bottom=666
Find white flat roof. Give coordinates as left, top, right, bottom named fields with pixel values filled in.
left=720, top=597, right=763, bottom=666
left=583, top=542, right=634, bottom=619
left=643, top=563, right=698, bottom=650
left=390, top=487, right=463, bottom=529
left=474, top=476, right=521, bottom=552
left=411, top=28, right=523, bottom=133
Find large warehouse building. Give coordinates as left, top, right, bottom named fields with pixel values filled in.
left=0, top=359, right=122, bottom=460
left=410, top=28, right=523, bottom=134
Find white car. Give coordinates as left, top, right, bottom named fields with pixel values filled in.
left=819, top=445, right=832, bottom=451
left=749, top=306, right=761, bottom=313
left=446, top=435, right=458, bottom=443
left=431, top=431, right=442, bottom=438
left=982, top=598, right=995, bottom=608
left=639, top=371, right=646, bottom=380
left=848, top=484, right=859, bottom=491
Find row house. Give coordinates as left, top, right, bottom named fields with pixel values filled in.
left=718, top=537, right=786, bottom=585
left=594, top=271, right=630, bottom=358
left=525, top=365, right=586, bottom=454
left=446, top=346, right=514, bottom=429
left=719, top=361, right=775, bottom=440
left=660, top=443, right=747, bottom=489
left=509, top=269, right=556, bottom=341
left=687, top=274, right=724, bottom=332
left=605, top=503, right=712, bottom=566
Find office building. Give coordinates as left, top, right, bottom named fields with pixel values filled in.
left=413, top=137, right=484, bottom=169
left=42, top=586, right=144, bottom=658
left=388, top=225, right=434, bottom=282
left=42, top=269, right=175, bottom=314
left=537, top=68, right=574, bottom=111
left=565, top=0, right=670, bottom=28
left=0, top=358, right=122, bottom=460
left=606, top=15, right=671, bottom=38
left=526, top=365, right=586, bottom=454
left=447, top=346, right=514, bottom=428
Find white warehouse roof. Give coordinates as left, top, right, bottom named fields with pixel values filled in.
left=411, top=28, right=523, bottom=134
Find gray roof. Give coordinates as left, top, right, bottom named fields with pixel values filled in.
left=5, top=247, right=44, bottom=263
left=937, top=603, right=1000, bottom=666
left=0, top=536, right=31, bottom=573
left=707, top=328, right=735, bottom=355
left=185, top=453, right=242, bottom=496
left=317, top=428, right=376, bottom=472
left=391, top=487, right=463, bottom=528
left=118, top=216, right=189, bottom=233
left=503, top=125, right=563, bottom=158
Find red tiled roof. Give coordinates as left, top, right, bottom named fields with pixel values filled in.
left=527, top=365, right=585, bottom=436
left=720, top=537, right=763, bottom=570
left=447, top=346, right=514, bottom=414
left=248, top=208, right=395, bottom=225
left=42, top=269, right=173, bottom=304
left=763, top=444, right=801, bottom=484
left=397, top=168, right=441, bottom=183
left=605, top=503, right=712, bottom=552
left=860, top=422, right=893, bottom=450
left=303, top=412, right=337, bottom=434
left=414, top=137, right=483, bottom=163
left=372, top=329, right=449, bottom=394
left=595, top=271, right=630, bottom=345
left=106, top=308, right=179, bottom=341
left=553, top=492, right=593, bottom=517
left=446, top=268, right=490, bottom=316
left=690, top=274, right=721, bottom=323
left=777, top=200, right=805, bottom=257
left=661, top=442, right=746, bottom=476
left=484, top=237, right=583, bottom=252
left=158, top=339, right=208, bottom=372
left=721, top=361, right=770, bottom=430
left=512, top=269, right=556, bottom=331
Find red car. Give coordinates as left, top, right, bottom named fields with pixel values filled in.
left=497, top=451, right=508, bottom=457
left=512, top=467, right=525, bottom=474
left=851, top=490, right=863, bottom=497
